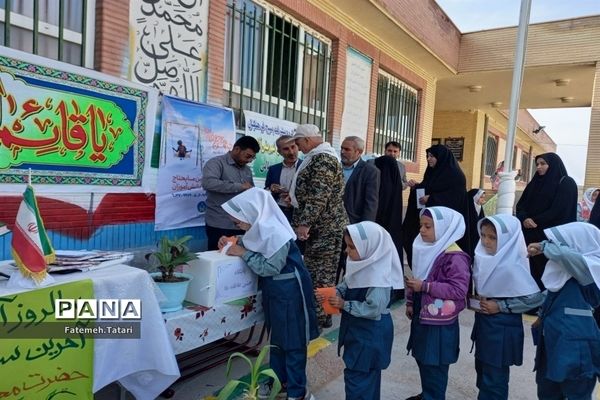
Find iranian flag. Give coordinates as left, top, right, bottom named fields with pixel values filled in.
left=11, top=185, right=55, bottom=282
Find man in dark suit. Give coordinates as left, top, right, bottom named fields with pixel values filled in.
left=338, top=136, right=380, bottom=282
left=341, top=136, right=380, bottom=224
left=264, top=135, right=300, bottom=222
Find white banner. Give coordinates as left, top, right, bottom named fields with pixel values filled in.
left=155, top=96, right=236, bottom=230
left=244, top=111, right=298, bottom=186
left=340, top=47, right=372, bottom=142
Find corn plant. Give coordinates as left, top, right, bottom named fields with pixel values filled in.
left=217, top=345, right=281, bottom=400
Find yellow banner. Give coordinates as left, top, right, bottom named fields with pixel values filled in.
left=0, top=280, right=94, bottom=399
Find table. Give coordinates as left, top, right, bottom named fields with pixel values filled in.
left=0, top=264, right=180, bottom=400
left=163, top=293, right=265, bottom=381
left=164, top=293, right=264, bottom=355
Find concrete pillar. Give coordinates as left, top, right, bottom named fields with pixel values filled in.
left=584, top=61, right=600, bottom=187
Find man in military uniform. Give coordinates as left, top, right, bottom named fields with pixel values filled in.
left=289, top=124, right=348, bottom=328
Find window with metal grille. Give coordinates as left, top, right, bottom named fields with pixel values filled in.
left=0, top=0, right=93, bottom=67
left=484, top=134, right=498, bottom=176
left=224, top=0, right=331, bottom=135
left=373, top=71, right=419, bottom=161
left=521, top=151, right=530, bottom=181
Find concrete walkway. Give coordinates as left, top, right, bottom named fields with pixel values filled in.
left=97, top=301, right=599, bottom=400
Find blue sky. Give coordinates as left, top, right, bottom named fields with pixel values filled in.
left=436, top=0, right=600, bottom=185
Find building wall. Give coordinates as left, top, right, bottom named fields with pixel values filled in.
left=94, top=0, right=130, bottom=77
left=371, top=0, right=461, bottom=71
left=432, top=110, right=485, bottom=189
left=459, top=16, right=600, bottom=72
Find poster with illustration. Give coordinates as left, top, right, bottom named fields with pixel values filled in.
left=155, top=96, right=235, bottom=230
left=243, top=111, right=298, bottom=187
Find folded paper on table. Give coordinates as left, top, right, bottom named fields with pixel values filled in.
left=316, top=287, right=340, bottom=315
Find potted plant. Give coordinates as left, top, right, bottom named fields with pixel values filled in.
left=217, top=345, right=281, bottom=400
left=146, top=235, right=198, bottom=313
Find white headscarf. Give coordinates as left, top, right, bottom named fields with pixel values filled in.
left=473, top=214, right=539, bottom=297
left=344, top=221, right=404, bottom=289
left=289, top=142, right=340, bottom=207
left=221, top=188, right=296, bottom=258
left=582, top=187, right=599, bottom=211
left=412, top=207, right=466, bottom=280
left=473, top=189, right=485, bottom=215
left=542, top=222, right=600, bottom=292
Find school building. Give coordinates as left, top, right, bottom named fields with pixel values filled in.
left=0, top=0, right=599, bottom=255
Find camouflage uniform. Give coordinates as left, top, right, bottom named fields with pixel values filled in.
left=293, top=153, right=348, bottom=323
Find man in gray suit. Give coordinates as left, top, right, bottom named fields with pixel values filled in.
left=341, top=136, right=380, bottom=224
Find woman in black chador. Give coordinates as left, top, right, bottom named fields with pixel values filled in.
left=402, top=145, right=476, bottom=268
left=374, top=155, right=405, bottom=301
left=515, top=152, right=578, bottom=290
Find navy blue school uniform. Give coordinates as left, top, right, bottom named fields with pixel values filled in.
left=407, top=292, right=460, bottom=400
left=534, top=278, right=600, bottom=400
left=260, top=240, right=319, bottom=398
left=471, top=311, right=524, bottom=400
left=338, top=286, right=393, bottom=400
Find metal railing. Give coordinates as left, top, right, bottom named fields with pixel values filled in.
left=0, top=0, right=88, bottom=66
left=224, top=0, right=331, bottom=137
left=373, top=72, right=419, bottom=160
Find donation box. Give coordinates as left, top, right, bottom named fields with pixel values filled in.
left=184, top=251, right=258, bottom=307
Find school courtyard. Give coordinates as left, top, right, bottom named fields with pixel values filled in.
left=97, top=299, right=558, bottom=400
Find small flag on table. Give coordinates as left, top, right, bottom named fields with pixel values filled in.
left=11, top=185, right=55, bottom=283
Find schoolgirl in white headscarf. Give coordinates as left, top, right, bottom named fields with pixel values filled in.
left=541, top=221, right=600, bottom=292
left=222, top=187, right=295, bottom=258
left=321, top=221, right=401, bottom=400
left=344, top=221, right=404, bottom=290
left=473, top=214, right=540, bottom=298
left=221, top=188, right=319, bottom=400
left=411, top=206, right=466, bottom=280
left=528, top=221, right=600, bottom=399
left=405, top=206, right=471, bottom=400
left=471, top=214, right=543, bottom=400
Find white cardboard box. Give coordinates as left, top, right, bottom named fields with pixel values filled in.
left=183, top=250, right=258, bottom=307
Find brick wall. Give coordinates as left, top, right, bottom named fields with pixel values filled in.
left=94, top=0, right=129, bottom=77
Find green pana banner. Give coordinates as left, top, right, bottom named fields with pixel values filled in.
left=0, top=70, right=135, bottom=169
left=0, top=280, right=94, bottom=400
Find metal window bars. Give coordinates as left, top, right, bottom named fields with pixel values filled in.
left=0, top=0, right=87, bottom=66
left=224, top=0, right=332, bottom=138
left=373, top=71, right=419, bottom=161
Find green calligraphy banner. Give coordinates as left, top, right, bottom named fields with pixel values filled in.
left=0, top=280, right=94, bottom=400
left=0, top=48, right=158, bottom=187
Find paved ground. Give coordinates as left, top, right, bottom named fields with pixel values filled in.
left=97, top=301, right=600, bottom=400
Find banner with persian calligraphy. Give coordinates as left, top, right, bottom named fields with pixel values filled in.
left=244, top=111, right=298, bottom=186
left=0, top=280, right=94, bottom=399
left=0, top=47, right=159, bottom=191
left=130, top=0, right=209, bottom=102
left=155, top=96, right=235, bottom=230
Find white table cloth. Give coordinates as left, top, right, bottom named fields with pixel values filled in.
left=0, top=264, right=180, bottom=400
left=164, top=293, right=264, bottom=355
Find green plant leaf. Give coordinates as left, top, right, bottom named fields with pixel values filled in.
left=225, top=352, right=254, bottom=379
left=217, top=379, right=247, bottom=400
left=259, top=369, right=281, bottom=400
left=254, top=345, right=274, bottom=376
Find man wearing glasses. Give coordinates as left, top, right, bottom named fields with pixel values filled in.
left=202, top=136, right=260, bottom=250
